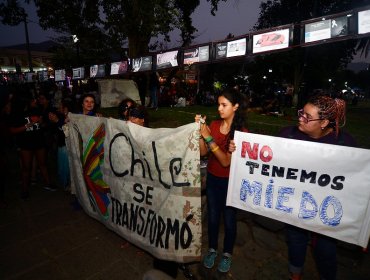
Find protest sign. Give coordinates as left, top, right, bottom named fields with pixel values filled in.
left=227, top=131, right=370, bottom=247
left=66, top=114, right=202, bottom=262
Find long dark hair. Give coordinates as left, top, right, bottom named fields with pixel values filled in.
left=218, top=88, right=248, bottom=145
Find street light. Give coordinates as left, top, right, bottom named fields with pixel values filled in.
left=72, top=35, right=79, bottom=43
left=72, top=35, right=80, bottom=64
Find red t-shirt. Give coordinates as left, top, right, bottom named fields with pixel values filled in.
left=207, top=119, right=247, bottom=178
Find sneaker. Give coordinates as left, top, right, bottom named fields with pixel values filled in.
left=203, top=248, right=218, bottom=269
left=43, top=185, right=57, bottom=192
left=218, top=253, right=232, bottom=273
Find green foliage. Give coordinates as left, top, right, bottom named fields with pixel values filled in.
left=101, top=100, right=370, bottom=149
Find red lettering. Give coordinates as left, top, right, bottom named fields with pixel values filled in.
left=241, top=142, right=273, bottom=162
left=260, top=145, right=273, bottom=162
left=241, top=141, right=259, bottom=160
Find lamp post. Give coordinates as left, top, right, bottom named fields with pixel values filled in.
left=23, top=13, right=33, bottom=72
left=72, top=35, right=80, bottom=64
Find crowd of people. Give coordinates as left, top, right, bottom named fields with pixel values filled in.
left=0, top=79, right=362, bottom=279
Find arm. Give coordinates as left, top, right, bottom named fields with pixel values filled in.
left=10, top=122, right=33, bottom=134
left=195, top=114, right=209, bottom=156
left=199, top=121, right=232, bottom=168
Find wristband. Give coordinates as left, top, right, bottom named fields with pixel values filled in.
left=211, top=146, right=219, bottom=153
left=204, top=136, right=213, bottom=143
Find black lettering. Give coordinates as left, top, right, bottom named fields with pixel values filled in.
left=111, top=197, right=116, bottom=223
left=180, top=222, right=193, bottom=249
left=122, top=202, right=129, bottom=227
left=146, top=186, right=154, bottom=205
left=170, top=158, right=191, bottom=187
left=287, top=168, right=298, bottom=180
left=115, top=198, right=123, bottom=225
left=152, top=141, right=171, bottom=189
left=137, top=207, right=146, bottom=235
left=143, top=209, right=155, bottom=238
left=131, top=148, right=146, bottom=178
left=300, top=170, right=317, bottom=183
left=331, top=176, right=345, bottom=190
left=142, top=151, right=154, bottom=180
left=130, top=204, right=139, bottom=231
left=109, top=133, right=129, bottom=177
left=133, top=183, right=144, bottom=203
left=318, top=174, right=331, bottom=187
left=246, top=161, right=259, bottom=174
left=149, top=213, right=157, bottom=244
left=155, top=215, right=166, bottom=248
left=261, top=164, right=270, bottom=176
left=271, top=165, right=285, bottom=177
left=166, top=219, right=180, bottom=250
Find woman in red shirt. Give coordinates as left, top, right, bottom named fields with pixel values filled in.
left=196, top=88, right=248, bottom=273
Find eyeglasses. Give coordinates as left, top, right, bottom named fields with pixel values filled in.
left=297, top=109, right=323, bottom=123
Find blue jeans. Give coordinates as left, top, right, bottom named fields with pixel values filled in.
left=206, top=172, right=237, bottom=254
left=286, top=225, right=337, bottom=280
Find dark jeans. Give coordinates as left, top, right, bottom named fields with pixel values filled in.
left=206, top=172, right=236, bottom=255
left=286, top=225, right=337, bottom=280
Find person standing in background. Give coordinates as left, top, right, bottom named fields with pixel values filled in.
left=48, top=99, right=74, bottom=191
left=148, top=72, right=159, bottom=109
left=137, top=74, right=147, bottom=107
left=10, top=96, right=55, bottom=198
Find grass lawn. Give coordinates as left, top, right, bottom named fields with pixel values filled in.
left=102, top=99, right=370, bottom=149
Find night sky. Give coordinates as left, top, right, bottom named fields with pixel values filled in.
left=0, top=0, right=262, bottom=47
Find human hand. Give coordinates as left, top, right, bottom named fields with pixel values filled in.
left=228, top=140, right=236, bottom=153
left=194, top=114, right=206, bottom=124
left=200, top=122, right=211, bottom=139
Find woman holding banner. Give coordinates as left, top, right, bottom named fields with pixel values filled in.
left=195, top=88, right=248, bottom=273
left=278, top=95, right=356, bottom=280
left=79, top=93, right=102, bottom=117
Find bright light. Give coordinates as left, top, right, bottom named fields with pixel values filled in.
left=72, top=35, right=79, bottom=43
left=268, top=69, right=272, bottom=73
left=263, top=76, right=267, bottom=79
left=328, top=78, right=332, bottom=82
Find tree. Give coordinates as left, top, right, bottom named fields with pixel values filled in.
left=1, top=0, right=236, bottom=72
left=0, top=0, right=25, bottom=25
left=252, top=0, right=358, bottom=106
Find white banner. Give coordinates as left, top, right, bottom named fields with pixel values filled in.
left=66, top=114, right=202, bottom=262
left=227, top=131, right=370, bottom=247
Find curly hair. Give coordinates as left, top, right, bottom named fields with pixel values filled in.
left=308, top=95, right=346, bottom=137
left=217, top=88, right=248, bottom=147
